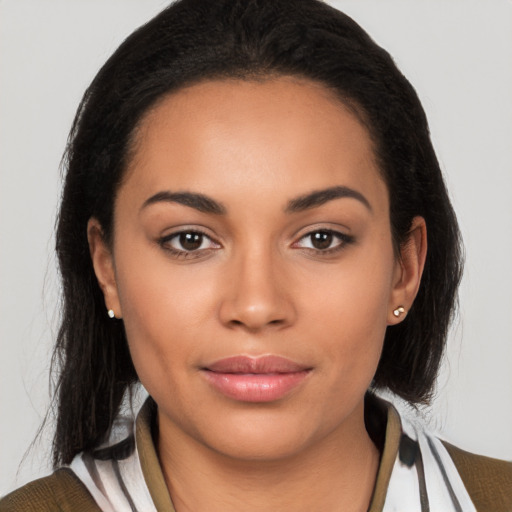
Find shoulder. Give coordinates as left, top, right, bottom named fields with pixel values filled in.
left=0, top=468, right=100, bottom=512
left=442, top=441, right=512, bottom=512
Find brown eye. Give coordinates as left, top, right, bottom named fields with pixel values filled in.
left=179, top=232, right=203, bottom=251
left=160, top=230, right=221, bottom=256
left=294, top=229, right=354, bottom=254
left=310, top=231, right=333, bottom=250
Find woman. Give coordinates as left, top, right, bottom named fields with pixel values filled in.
left=1, top=0, right=510, bottom=510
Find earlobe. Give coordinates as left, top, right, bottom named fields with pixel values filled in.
left=87, top=218, right=122, bottom=319
left=388, top=216, right=427, bottom=325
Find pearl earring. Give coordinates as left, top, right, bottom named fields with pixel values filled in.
left=108, top=309, right=115, bottom=319
left=393, top=306, right=405, bottom=317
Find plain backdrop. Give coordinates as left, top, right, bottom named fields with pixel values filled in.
left=1, top=0, right=511, bottom=497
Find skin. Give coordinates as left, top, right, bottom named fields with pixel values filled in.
left=89, top=77, right=426, bottom=511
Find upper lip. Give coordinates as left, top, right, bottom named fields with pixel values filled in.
left=204, top=355, right=311, bottom=374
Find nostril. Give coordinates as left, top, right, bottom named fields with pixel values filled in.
left=228, top=318, right=285, bottom=331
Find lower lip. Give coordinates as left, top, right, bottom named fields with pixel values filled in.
left=201, top=370, right=310, bottom=402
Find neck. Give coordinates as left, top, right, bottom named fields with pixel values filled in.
left=157, top=402, right=380, bottom=512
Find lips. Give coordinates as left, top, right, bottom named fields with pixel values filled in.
left=201, top=355, right=312, bottom=403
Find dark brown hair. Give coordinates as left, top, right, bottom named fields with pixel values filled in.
left=53, top=0, right=463, bottom=466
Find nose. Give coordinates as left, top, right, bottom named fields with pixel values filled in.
left=218, top=249, right=296, bottom=332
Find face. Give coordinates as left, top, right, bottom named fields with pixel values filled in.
left=90, top=77, right=423, bottom=462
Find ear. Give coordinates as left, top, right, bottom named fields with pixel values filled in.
left=87, top=218, right=122, bottom=319
left=387, top=216, right=427, bottom=325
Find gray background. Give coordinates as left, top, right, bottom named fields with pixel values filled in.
left=1, top=0, right=511, bottom=496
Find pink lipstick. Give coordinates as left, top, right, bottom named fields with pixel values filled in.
left=201, top=355, right=311, bottom=402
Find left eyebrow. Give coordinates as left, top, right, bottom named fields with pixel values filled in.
left=285, top=186, right=372, bottom=213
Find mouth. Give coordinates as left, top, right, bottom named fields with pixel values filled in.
left=200, top=355, right=312, bottom=403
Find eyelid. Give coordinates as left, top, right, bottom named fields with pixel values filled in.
left=156, top=224, right=354, bottom=260
left=291, top=227, right=355, bottom=254
left=158, top=227, right=222, bottom=259
left=159, top=223, right=220, bottom=242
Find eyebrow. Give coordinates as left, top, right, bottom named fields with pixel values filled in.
left=141, top=185, right=371, bottom=215
left=141, top=191, right=227, bottom=215
left=285, top=186, right=372, bottom=213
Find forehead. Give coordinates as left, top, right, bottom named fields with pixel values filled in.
left=121, top=77, right=387, bottom=212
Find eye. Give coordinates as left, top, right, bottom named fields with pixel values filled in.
left=294, top=229, right=353, bottom=253
left=159, top=230, right=220, bottom=257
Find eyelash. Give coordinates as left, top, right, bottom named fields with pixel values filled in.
left=293, top=229, right=355, bottom=255
left=158, top=229, right=219, bottom=259
left=158, top=228, right=354, bottom=259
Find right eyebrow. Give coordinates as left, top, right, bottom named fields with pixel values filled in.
left=140, top=191, right=227, bottom=215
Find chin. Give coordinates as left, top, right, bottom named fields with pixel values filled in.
left=209, top=431, right=312, bottom=463
left=193, top=408, right=323, bottom=463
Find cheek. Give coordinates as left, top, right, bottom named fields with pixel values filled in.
left=301, top=245, right=395, bottom=380
left=112, top=251, right=221, bottom=385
